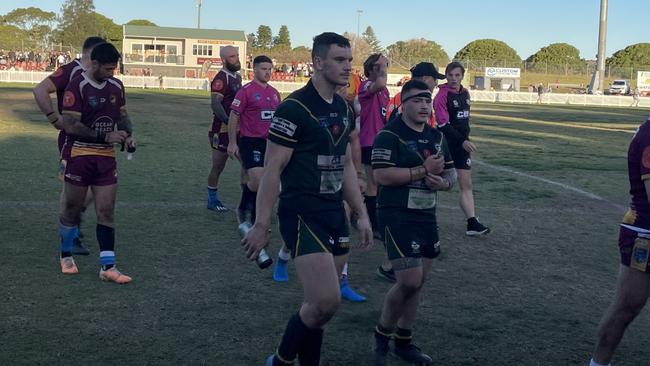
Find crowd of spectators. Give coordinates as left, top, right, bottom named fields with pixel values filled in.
left=0, top=49, right=74, bottom=71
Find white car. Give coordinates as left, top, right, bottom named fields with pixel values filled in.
left=608, top=80, right=630, bottom=95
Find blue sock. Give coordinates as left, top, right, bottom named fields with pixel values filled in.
left=207, top=186, right=218, bottom=202
left=59, top=224, right=78, bottom=258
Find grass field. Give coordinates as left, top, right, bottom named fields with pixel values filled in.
left=1, top=83, right=650, bottom=366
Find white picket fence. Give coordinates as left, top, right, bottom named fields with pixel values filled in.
left=1, top=70, right=648, bottom=108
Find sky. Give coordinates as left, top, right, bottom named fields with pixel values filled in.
left=2, top=0, right=649, bottom=59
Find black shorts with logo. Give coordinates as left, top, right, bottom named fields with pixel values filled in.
left=239, top=137, right=266, bottom=170
left=378, top=207, right=440, bottom=261
left=278, top=207, right=350, bottom=258
left=450, top=144, right=471, bottom=170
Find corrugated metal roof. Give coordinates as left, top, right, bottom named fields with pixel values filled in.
left=124, top=25, right=246, bottom=42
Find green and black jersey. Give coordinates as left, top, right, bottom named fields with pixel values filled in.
left=268, top=80, right=354, bottom=215
left=371, top=117, right=453, bottom=217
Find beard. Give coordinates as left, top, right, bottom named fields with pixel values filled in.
left=225, top=60, right=241, bottom=72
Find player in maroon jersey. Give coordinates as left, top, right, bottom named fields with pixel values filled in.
left=33, top=36, right=106, bottom=256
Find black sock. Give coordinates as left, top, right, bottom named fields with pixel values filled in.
left=374, top=324, right=393, bottom=347
left=239, top=185, right=251, bottom=211
left=275, top=313, right=309, bottom=365
left=364, top=195, right=377, bottom=231
left=97, top=224, right=115, bottom=270
left=394, top=327, right=412, bottom=348
left=250, top=191, right=257, bottom=224
left=297, top=326, right=324, bottom=366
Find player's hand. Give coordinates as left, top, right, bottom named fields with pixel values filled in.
left=354, top=215, right=374, bottom=251
left=125, top=136, right=136, bottom=151
left=423, top=154, right=445, bottom=175
left=241, top=223, right=270, bottom=260
left=105, top=130, right=128, bottom=144
left=462, top=140, right=477, bottom=153
left=47, top=112, right=64, bottom=130
left=425, top=173, right=449, bottom=191
left=227, top=143, right=240, bottom=161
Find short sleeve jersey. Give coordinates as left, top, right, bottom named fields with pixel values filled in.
left=622, top=121, right=650, bottom=230
left=434, top=83, right=471, bottom=144
left=358, top=79, right=390, bottom=147
left=371, top=117, right=453, bottom=216
left=268, top=80, right=354, bottom=215
left=210, top=69, right=242, bottom=128
left=61, top=72, right=126, bottom=158
left=231, top=81, right=281, bottom=138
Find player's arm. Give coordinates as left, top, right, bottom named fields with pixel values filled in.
left=343, top=143, right=373, bottom=249
left=32, top=78, right=63, bottom=129
left=226, top=111, right=241, bottom=160
left=211, top=93, right=229, bottom=122
left=62, top=113, right=127, bottom=144
left=242, top=140, right=292, bottom=260
left=117, top=107, right=136, bottom=149
left=372, top=132, right=444, bottom=186
left=367, top=59, right=388, bottom=94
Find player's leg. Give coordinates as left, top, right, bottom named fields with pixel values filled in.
left=456, top=160, right=489, bottom=236
left=92, top=158, right=131, bottom=284
left=207, top=131, right=229, bottom=211
left=246, top=167, right=263, bottom=223
left=72, top=187, right=94, bottom=255
left=59, top=182, right=88, bottom=274
left=362, top=147, right=378, bottom=235
left=592, top=228, right=650, bottom=365
left=58, top=158, right=89, bottom=255
left=334, top=254, right=366, bottom=302
left=269, top=214, right=342, bottom=365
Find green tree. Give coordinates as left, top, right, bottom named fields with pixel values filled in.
left=607, top=43, right=650, bottom=67
left=256, top=25, right=272, bottom=49
left=273, top=25, right=291, bottom=48
left=93, top=12, right=122, bottom=52
left=386, top=38, right=449, bottom=68
left=362, top=26, right=382, bottom=53
left=454, top=39, right=521, bottom=68
left=526, top=43, right=581, bottom=64
left=2, top=7, right=56, bottom=48
left=126, top=19, right=157, bottom=26
left=56, top=0, right=99, bottom=49
left=344, top=31, right=371, bottom=67
left=0, top=24, right=26, bottom=50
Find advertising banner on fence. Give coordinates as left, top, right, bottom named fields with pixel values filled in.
left=485, top=67, right=521, bottom=78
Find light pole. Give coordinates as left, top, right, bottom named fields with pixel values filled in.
left=355, top=9, right=363, bottom=54
left=197, top=0, right=203, bottom=29
left=588, top=0, right=608, bottom=94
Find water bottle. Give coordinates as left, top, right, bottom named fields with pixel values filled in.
left=238, top=221, right=273, bottom=269
left=127, top=145, right=136, bottom=161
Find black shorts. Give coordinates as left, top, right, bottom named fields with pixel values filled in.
left=362, top=146, right=373, bottom=165
left=450, top=144, right=471, bottom=170
left=239, top=137, right=266, bottom=170
left=278, top=208, right=350, bottom=258
left=378, top=208, right=440, bottom=263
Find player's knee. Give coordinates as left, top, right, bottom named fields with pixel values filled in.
left=311, top=294, right=341, bottom=324
left=96, top=206, right=115, bottom=224
left=398, top=275, right=424, bottom=296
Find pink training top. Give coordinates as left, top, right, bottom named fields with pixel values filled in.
left=358, top=79, right=389, bottom=147
left=231, top=81, right=281, bottom=138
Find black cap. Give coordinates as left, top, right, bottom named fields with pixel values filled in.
left=410, top=62, right=445, bottom=79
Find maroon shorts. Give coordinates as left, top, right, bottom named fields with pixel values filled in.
left=64, top=155, right=117, bottom=187
left=619, top=226, right=650, bottom=272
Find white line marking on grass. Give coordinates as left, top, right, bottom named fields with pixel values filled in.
left=474, top=159, right=626, bottom=210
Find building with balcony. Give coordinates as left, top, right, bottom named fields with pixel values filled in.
left=122, top=25, right=246, bottom=78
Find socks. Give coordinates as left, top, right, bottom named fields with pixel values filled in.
left=394, top=327, right=412, bottom=348
left=278, top=248, right=291, bottom=262
left=59, top=223, right=78, bottom=258
left=250, top=191, right=257, bottom=224
left=275, top=313, right=310, bottom=365
left=238, top=184, right=251, bottom=211
left=374, top=324, right=393, bottom=348
left=297, top=326, right=324, bottom=366
left=97, top=224, right=116, bottom=270
left=207, top=186, right=219, bottom=202
left=341, top=262, right=349, bottom=277
left=364, top=195, right=377, bottom=231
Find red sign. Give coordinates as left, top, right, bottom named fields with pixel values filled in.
left=197, top=57, right=222, bottom=65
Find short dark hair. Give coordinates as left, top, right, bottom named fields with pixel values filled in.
left=363, top=53, right=383, bottom=78
left=445, top=61, right=465, bottom=76
left=401, top=79, right=431, bottom=97
left=91, top=43, right=120, bottom=64
left=253, top=55, right=273, bottom=66
left=82, top=37, right=106, bottom=52
left=312, top=32, right=350, bottom=60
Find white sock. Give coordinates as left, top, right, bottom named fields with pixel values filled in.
left=342, top=262, right=348, bottom=277
left=589, top=358, right=610, bottom=366
left=278, top=248, right=291, bottom=261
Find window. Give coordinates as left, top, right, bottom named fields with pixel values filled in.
left=192, top=44, right=213, bottom=56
